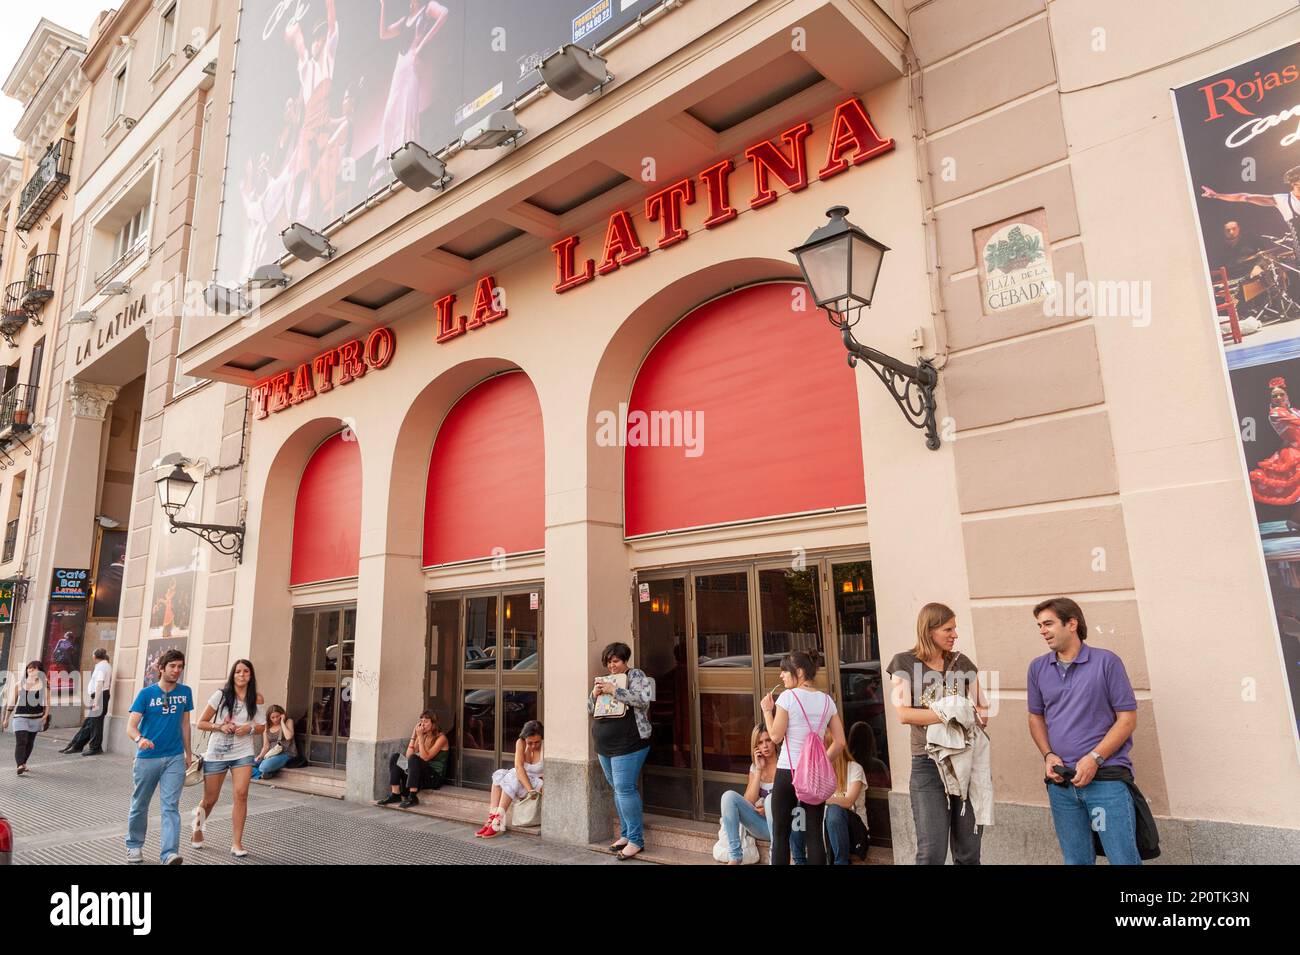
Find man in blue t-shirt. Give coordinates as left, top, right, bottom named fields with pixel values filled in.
left=125, top=648, right=194, bottom=864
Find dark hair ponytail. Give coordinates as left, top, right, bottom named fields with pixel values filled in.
left=779, top=650, right=818, bottom=683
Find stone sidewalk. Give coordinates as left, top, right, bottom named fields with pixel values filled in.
left=1, top=731, right=614, bottom=865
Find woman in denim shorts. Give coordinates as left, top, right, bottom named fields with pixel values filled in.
left=193, top=659, right=264, bottom=857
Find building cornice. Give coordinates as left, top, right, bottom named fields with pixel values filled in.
left=0, top=154, right=20, bottom=209
left=2, top=18, right=87, bottom=104
left=15, top=48, right=87, bottom=151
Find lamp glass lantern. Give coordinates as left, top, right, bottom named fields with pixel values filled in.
left=155, top=464, right=196, bottom=519
left=791, top=206, right=889, bottom=323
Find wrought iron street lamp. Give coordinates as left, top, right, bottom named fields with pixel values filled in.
left=154, top=464, right=246, bottom=562
left=792, top=206, right=941, bottom=450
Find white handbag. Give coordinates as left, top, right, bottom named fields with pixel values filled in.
left=712, top=820, right=759, bottom=864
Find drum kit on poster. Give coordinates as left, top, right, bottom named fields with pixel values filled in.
left=1227, top=236, right=1300, bottom=325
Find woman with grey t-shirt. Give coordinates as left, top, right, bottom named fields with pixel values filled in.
left=886, top=603, right=987, bottom=865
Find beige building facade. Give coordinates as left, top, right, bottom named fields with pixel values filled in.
left=6, top=0, right=1298, bottom=864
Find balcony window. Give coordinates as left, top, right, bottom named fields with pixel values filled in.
left=88, top=166, right=155, bottom=293
left=15, top=139, right=73, bottom=233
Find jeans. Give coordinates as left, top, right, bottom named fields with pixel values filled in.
left=719, top=790, right=768, bottom=861
left=824, top=804, right=854, bottom=865
left=68, top=690, right=109, bottom=752
left=910, top=754, right=981, bottom=865
left=126, top=754, right=186, bottom=861
left=597, top=745, right=650, bottom=849
left=770, top=769, right=827, bottom=865
left=253, top=752, right=291, bottom=779
left=1047, top=779, right=1141, bottom=865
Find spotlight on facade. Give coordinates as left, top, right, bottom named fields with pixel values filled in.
left=95, top=515, right=121, bottom=528
left=460, top=110, right=526, bottom=150
left=389, top=142, right=451, bottom=191
left=203, top=282, right=249, bottom=315
left=69, top=310, right=96, bottom=324
left=103, top=281, right=131, bottom=295
left=538, top=45, right=612, bottom=100
left=248, top=263, right=292, bottom=289
left=281, top=222, right=336, bottom=262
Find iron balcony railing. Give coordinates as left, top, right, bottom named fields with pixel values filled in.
left=2, top=519, right=16, bottom=565
left=16, top=138, right=73, bottom=232
left=94, top=234, right=148, bottom=289
left=20, top=253, right=57, bottom=309
left=0, top=383, right=39, bottom=437
left=1, top=282, right=25, bottom=322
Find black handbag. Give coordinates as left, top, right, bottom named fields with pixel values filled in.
left=846, top=810, right=870, bottom=860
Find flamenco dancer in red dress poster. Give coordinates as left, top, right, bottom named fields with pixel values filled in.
left=1250, top=377, right=1300, bottom=506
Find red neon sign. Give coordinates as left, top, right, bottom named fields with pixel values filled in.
left=551, top=97, right=894, bottom=294
left=253, top=326, right=397, bottom=419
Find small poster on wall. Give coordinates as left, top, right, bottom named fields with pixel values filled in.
left=91, top=528, right=128, bottom=620
left=141, top=636, right=189, bottom=689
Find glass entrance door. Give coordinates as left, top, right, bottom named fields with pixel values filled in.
left=289, top=604, right=355, bottom=770
left=427, top=586, right=543, bottom=789
left=636, top=555, right=888, bottom=843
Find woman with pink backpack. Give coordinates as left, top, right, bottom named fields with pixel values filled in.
left=760, top=650, right=847, bottom=865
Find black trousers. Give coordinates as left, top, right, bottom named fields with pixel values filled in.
left=770, top=769, right=828, bottom=865
left=388, top=752, right=445, bottom=795
left=68, top=690, right=110, bottom=752
left=14, top=730, right=37, bottom=767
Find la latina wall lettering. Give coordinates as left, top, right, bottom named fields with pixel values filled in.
left=73, top=295, right=149, bottom=367
left=552, top=96, right=893, bottom=294
left=252, top=326, right=396, bottom=419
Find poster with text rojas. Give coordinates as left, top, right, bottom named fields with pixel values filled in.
left=1172, top=40, right=1300, bottom=743
left=213, top=0, right=658, bottom=289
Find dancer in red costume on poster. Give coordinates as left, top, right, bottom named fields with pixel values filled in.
left=1250, top=377, right=1300, bottom=506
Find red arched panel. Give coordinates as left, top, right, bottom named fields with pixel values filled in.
left=625, top=282, right=865, bottom=536
left=424, top=372, right=545, bottom=566
left=291, top=432, right=362, bottom=585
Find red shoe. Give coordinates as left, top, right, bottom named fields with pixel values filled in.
left=480, top=825, right=503, bottom=839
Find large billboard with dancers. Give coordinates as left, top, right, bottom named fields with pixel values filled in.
left=214, top=0, right=658, bottom=287
left=1173, top=40, right=1300, bottom=740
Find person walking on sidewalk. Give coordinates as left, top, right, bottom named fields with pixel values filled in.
left=192, top=659, right=264, bottom=857
left=1028, top=597, right=1141, bottom=865
left=61, top=649, right=112, bottom=756
left=124, top=649, right=193, bottom=864
left=3, top=661, right=50, bottom=775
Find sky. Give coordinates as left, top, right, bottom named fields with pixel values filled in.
left=0, top=1, right=114, bottom=156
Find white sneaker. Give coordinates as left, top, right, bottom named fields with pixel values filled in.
left=163, top=853, right=184, bottom=865
left=126, top=847, right=143, bottom=864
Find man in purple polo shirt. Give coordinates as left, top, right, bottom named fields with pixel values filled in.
left=1027, top=597, right=1140, bottom=865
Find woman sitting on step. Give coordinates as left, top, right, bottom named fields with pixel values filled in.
left=378, top=711, right=449, bottom=808
left=476, top=720, right=544, bottom=838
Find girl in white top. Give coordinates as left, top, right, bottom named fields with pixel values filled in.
left=760, top=650, right=846, bottom=866
left=477, top=720, right=543, bottom=838
left=823, top=730, right=868, bottom=865
left=193, top=659, right=264, bottom=857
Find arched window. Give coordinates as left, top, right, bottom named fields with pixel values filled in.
left=625, top=282, right=865, bottom=536
left=424, top=372, right=545, bottom=566
left=291, top=431, right=362, bottom=585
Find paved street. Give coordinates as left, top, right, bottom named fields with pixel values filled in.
left=1, top=731, right=610, bottom=865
